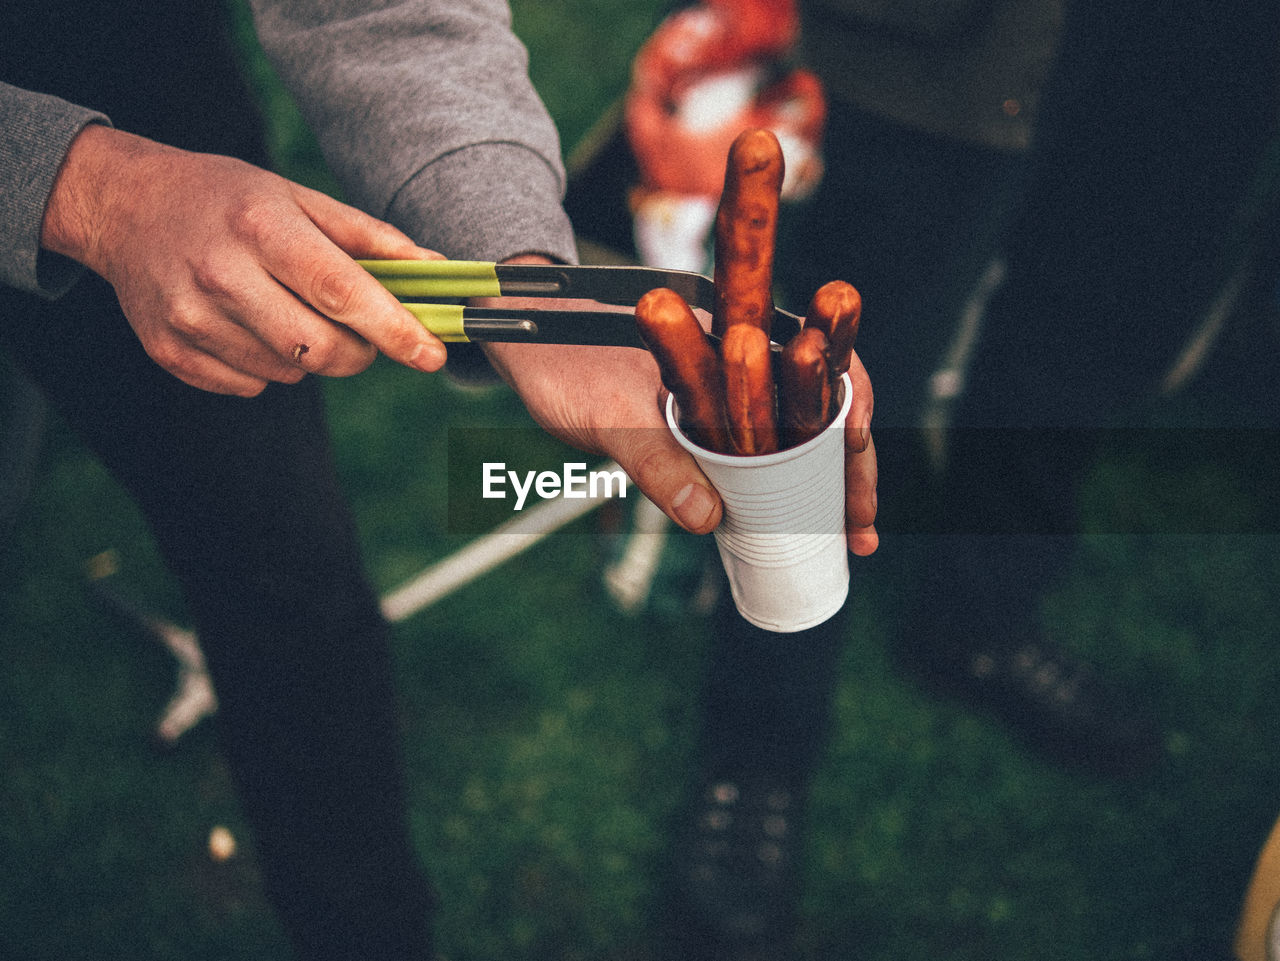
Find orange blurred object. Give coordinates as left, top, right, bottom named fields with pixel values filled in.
left=624, top=0, right=824, bottom=201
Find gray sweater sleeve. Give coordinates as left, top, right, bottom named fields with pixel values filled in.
left=249, top=0, right=578, bottom=264
left=0, top=82, right=109, bottom=297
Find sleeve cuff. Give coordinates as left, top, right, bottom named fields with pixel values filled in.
left=386, top=141, right=579, bottom=266
left=0, top=85, right=109, bottom=298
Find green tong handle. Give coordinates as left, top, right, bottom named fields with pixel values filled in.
left=398, top=303, right=469, bottom=342
left=358, top=259, right=502, bottom=299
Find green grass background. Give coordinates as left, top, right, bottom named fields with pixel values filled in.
left=4, top=2, right=1280, bottom=959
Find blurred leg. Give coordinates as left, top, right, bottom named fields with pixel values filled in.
left=4, top=4, right=444, bottom=954
left=939, top=0, right=1280, bottom=626
left=905, top=0, right=1280, bottom=774
left=0, top=275, right=435, bottom=961
left=697, top=594, right=846, bottom=789
left=664, top=591, right=847, bottom=959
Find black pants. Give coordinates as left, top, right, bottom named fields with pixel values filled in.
left=2, top=277, right=436, bottom=961
left=785, top=0, right=1280, bottom=641
left=2, top=3, right=434, bottom=957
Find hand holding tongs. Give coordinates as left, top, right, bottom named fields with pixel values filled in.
left=358, top=259, right=802, bottom=349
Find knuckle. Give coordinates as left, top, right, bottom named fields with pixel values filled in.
left=847, top=498, right=877, bottom=529
left=339, top=340, right=379, bottom=375
left=308, top=266, right=363, bottom=319
left=228, top=195, right=282, bottom=247
left=164, top=299, right=211, bottom=342
left=190, top=256, right=240, bottom=302
left=291, top=336, right=334, bottom=371
left=297, top=333, right=375, bottom=377
left=145, top=336, right=188, bottom=375
left=626, top=439, right=675, bottom=489
left=375, top=318, right=424, bottom=359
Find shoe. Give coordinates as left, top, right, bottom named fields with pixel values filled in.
left=901, top=628, right=1163, bottom=778
left=661, top=775, right=803, bottom=961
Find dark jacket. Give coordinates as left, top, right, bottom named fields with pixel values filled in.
left=800, top=0, right=1063, bottom=150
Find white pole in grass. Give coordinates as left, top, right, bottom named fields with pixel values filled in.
left=88, top=461, right=627, bottom=742
left=380, top=460, right=625, bottom=623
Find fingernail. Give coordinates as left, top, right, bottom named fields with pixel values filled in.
left=672, top=482, right=717, bottom=531
left=410, top=342, right=446, bottom=373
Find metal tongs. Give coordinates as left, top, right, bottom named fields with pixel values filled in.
left=359, top=259, right=802, bottom=348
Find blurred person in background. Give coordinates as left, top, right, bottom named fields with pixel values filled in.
left=572, top=0, right=1280, bottom=957
left=1, top=1, right=880, bottom=958
left=787, top=0, right=1279, bottom=773
left=599, top=4, right=848, bottom=958
left=572, top=2, right=1077, bottom=958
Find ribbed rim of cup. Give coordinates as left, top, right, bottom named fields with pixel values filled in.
left=665, top=372, right=853, bottom=467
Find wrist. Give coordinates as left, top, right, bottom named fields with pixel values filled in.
left=40, top=125, right=150, bottom=273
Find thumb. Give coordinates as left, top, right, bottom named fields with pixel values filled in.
left=613, top=428, right=723, bottom=534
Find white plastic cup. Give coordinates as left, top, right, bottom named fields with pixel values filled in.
left=666, top=373, right=852, bottom=633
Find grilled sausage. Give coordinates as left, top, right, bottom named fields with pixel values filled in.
left=711, top=128, right=785, bottom=338
left=720, top=323, right=779, bottom=455
left=635, top=287, right=730, bottom=452
left=778, top=326, right=835, bottom=448
left=803, top=280, right=861, bottom=378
